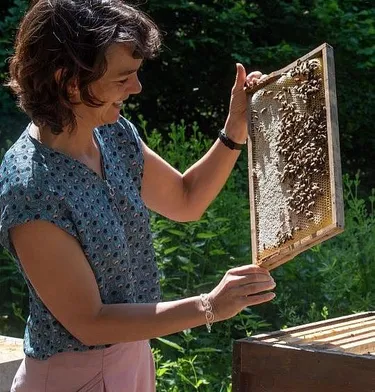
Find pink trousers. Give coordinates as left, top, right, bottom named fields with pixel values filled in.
left=11, top=340, right=155, bottom=392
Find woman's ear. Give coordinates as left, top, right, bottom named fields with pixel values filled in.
left=54, top=69, right=80, bottom=101
left=67, top=83, right=80, bottom=101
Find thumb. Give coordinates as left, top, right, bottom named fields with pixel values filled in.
left=233, top=63, right=246, bottom=92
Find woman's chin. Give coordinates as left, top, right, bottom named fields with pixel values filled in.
left=106, top=106, right=122, bottom=124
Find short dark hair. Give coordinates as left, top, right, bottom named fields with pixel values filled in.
left=7, top=0, right=161, bottom=134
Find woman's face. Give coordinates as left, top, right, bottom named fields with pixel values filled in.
left=73, top=43, right=143, bottom=128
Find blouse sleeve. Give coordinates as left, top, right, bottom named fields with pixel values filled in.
left=0, top=182, right=77, bottom=256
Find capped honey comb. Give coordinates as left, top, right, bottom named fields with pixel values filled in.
left=246, top=43, right=344, bottom=270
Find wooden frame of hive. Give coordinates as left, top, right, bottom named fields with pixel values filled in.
left=247, top=43, right=344, bottom=270
left=248, top=312, right=375, bottom=355
left=232, top=312, right=375, bottom=392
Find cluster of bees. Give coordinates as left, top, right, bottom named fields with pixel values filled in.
left=251, top=58, right=328, bottom=248
left=277, top=59, right=328, bottom=223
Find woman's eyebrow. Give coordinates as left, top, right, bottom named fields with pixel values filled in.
left=116, top=68, right=138, bottom=77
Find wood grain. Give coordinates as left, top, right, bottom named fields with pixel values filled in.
left=322, top=44, right=345, bottom=229
left=233, top=312, right=375, bottom=391
left=233, top=340, right=375, bottom=392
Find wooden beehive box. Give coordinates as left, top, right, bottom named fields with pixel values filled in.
left=246, top=43, right=344, bottom=270
left=232, top=312, right=375, bottom=392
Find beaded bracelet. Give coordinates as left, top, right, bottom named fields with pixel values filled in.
left=200, top=293, right=215, bottom=333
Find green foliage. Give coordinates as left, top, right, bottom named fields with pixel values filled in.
left=0, top=248, right=27, bottom=336
left=309, top=0, right=375, bottom=191
left=0, top=0, right=29, bottom=148
left=128, top=0, right=259, bottom=132
left=0, top=138, right=13, bottom=160
left=0, top=0, right=28, bottom=114
left=138, top=115, right=212, bottom=173
left=312, top=174, right=375, bottom=313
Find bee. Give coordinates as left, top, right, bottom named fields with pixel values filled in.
left=306, top=211, right=314, bottom=219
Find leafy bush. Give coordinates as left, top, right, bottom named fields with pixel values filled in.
left=0, top=248, right=27, bottom=337
left=0, top=0, right=28, bottom=114
left=0, top=0, right=29, bottom=148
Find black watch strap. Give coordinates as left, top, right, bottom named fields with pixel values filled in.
left=218, top=129, right=246, bottom=150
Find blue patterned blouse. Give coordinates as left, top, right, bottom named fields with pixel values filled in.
left=0, top=116, right=161, bottom=360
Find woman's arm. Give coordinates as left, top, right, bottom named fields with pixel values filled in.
left=141, top=65, right=264, bottom=222
left=11, top=220, right=275, bottom=346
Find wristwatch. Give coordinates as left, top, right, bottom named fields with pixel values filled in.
left=218, top=129, right=246, bottom=150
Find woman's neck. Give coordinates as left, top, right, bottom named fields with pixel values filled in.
left=29, top=122, right=99, bottom=161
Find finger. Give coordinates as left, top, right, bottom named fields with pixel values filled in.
left=227, top=273, right=274, bottom=287
left=259, top=74, right=268, bottom=81
left=246, top=71, right=263, bottom=85
left=233, top=63, right=247, bottom=92
left=243, top=292, right=276, bottom=307
left=235, top=280, right=276, bottom=297
left=229, top=264, right=270, bottom=276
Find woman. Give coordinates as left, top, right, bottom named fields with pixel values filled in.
left=0, top=0, right=275, bottom=391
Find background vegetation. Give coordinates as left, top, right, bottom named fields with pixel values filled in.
left=0, top=0, right=374, bottom=390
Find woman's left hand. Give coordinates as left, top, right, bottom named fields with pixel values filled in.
left=224, top=63, right=267, bottom=144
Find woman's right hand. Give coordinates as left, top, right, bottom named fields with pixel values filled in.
left=208, top=264, right=276, bottom=322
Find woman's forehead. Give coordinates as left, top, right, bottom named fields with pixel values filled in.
left=105, top=43, right=142, bottom=77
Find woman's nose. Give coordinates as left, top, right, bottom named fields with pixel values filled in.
left=131, top=75, right=142, bottom=95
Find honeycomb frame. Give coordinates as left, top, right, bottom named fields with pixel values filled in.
left=247, top=43, right=344, bottom=270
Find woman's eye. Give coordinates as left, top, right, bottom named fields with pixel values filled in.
left=118, top=78, right=128, bottom=84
